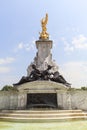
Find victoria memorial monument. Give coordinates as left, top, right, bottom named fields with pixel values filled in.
left=1, top=14, right=87, bottom=111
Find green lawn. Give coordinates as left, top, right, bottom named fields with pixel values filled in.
left=0, top=121, right=87, bottom=130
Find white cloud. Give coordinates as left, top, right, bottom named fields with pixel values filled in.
left=72, top=35, right=87, bottom=49
left=15, top=40, right=35, bottom=52
left=60, top=61, right=87, bottom=88
left=0, top=57, right=15, bottom=65
left=62, top=34, right=87, bottom=52
left=0, top=75, right=20, bottom=89
left=0, top=67, right=11, bottom=73
left=0, top=57, right=15, bottom=73
left=62, top=37, right=74, bottom=52
left=18, top=42, right=24, bottom=49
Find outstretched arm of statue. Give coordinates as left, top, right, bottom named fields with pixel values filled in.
left=41, top=13, right=48, bottom=25
left=45, top=13, right=48, bottom=24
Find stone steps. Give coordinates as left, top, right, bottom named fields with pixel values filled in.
left=0, top=109, right=82, bottom=114
left=0, top=112, right=86, bottom=118
left=0, top=110, right=87, bottom=122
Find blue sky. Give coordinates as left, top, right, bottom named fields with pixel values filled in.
left=0, top=0, right=87, bottom=88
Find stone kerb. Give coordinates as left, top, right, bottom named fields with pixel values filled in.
left=16, top=81, right=67, bottom=93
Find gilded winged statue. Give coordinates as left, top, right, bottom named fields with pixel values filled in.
left=39, top=13, right=49, bottom=39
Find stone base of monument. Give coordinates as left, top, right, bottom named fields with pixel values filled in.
left=15, top=81, right=71, bottom=110
left=1, top=81, right=87, bottom=122
left=0, top=109, right=87, bottom=122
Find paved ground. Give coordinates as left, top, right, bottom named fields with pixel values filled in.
left=0, top=120, right=87, bottom=130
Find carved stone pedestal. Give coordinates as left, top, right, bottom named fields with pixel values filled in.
left=27, top=40, right=59, bottom=76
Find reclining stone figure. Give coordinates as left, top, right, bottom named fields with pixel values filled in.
left=50, top=71, right=71, bottom=87
left=13, top=64, right=52, bottom=85
left=13, top=64, right=71, bottom=87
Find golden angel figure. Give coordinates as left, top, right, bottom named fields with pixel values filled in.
left=39, top=13, right=49, bottom=40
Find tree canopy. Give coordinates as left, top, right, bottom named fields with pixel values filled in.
left=1, top=85, right=18, bottom=91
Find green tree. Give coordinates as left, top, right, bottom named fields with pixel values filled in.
left=1, top=85, right=18, bottom=91
left=81, top=87, right=87, bottom=90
